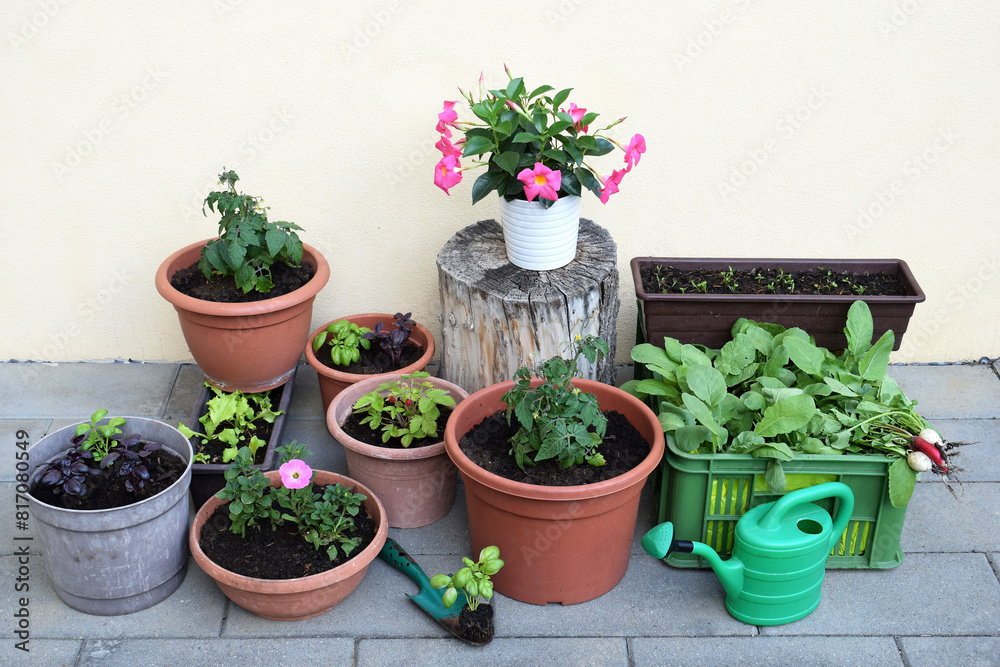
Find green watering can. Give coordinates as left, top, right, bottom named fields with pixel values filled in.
left=642, top=481, right=854, bottom=626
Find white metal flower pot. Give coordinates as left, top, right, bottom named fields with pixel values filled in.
left=498, top=196, right=581, bottom=271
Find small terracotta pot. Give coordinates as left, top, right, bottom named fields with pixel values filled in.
left=156, top=238, right=330, bottom=393
left=304, top=314, right=436, bottom=414
left=444, top=378, right=665, bottom=605
left=189, top=470, right=387, bottom=621
left=327, top=373, right=468, bottom=528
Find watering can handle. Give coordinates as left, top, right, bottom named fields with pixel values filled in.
left=758, top=481, right=855, bottom=548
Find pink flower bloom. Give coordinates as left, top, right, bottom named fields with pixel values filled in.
left=623, top=133, right=646, bottom=171
left=562, top=102, right=589, bottom=134
left=599, top=169, right=626, bottom=204
left=435, top=135, right=462, bottom=159
left=434, top=154, right=463, bottom=195
left=436, top=100, right=458, bottom=133
left=279, top=459, right=312, bottom=490
left=517, top=162, right=562, bottom=202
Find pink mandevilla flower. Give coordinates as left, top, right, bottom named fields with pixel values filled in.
left=436, top=100, right=458, bottom=133
left=623, top=133, right=646, bottom=171
left=562, top=102, right=589, bottom=133
left=599, top=169, right=626, bottom=204
left=517, top=162, right=562, bottom=202
left=434, top=154, right=463, bottom=195
left=279, top=459, right=312, bottom=490
left=435, top=135, right=462, bottom=159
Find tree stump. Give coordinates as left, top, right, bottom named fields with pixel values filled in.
left=437, top=218, right=619, bottom=393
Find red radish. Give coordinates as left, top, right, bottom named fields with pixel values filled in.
left=911, top=435, right=948, bottom=472
left=919, top=428, right=943, bottom=447
left=907, top=451, right=932, bottom=472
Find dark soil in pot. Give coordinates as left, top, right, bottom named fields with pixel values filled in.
left=459, top=410, right=650, bottom=486
left=338, top=407, right=453, bottom=450
left=460, top=603, right=495, bottom=644
left=170, top=261, right=315, bottom=302
left=316, top=341, right=425, bottom=375
left=198, top=500, right=378, bottom=579
left=29, top=446, right=187, bottom=511
left=640, top=264, right=908, bottom=297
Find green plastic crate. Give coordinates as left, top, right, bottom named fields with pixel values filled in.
left=655, top=435, right=907, bottom=569
left=634, top=306, right=907, bottom=570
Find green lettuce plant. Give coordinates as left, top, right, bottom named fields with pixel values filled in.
left=179, top=382, right=283, bottom=463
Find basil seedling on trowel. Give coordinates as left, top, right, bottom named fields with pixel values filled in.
left=379, top=539, right=499, bottom=646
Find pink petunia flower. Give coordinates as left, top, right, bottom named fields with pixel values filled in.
left=517, top=162, right=562, bottom=202
left=436, top=100, right=458, bottom=133
left=562, top=102, right=589, bottom=134
left=623, top=133, right=646, bottom=171
left=599, top=169, right=626, bottom=204
left=435, top=135, right=462, bottom=159
left=434, top=154, right=463, bottom=195
left=279, top=459, right=312, bottom=490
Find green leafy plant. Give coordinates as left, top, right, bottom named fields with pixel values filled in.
left=217, top=446, right=280, bottom=538
left=312, top=319, right=372, bottom=367
left=502, top=334, right=609, bottom=471
left=178, top=382, right=283, bottom=463
left=352, top=371, right=456, bottom=447
left=624, top=301, right=940, bottom=507
left=216, top=441, right=368, bottom=560
left=430, top=546, right=504, bottom=611
left=74, top=408, right=127, bottom=462
left=199, top=169, right=304, bottom=294
left=434, top=66, right=645, bottom=207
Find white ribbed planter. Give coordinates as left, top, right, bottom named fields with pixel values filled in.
left=498, top=196, right=581, bottom=271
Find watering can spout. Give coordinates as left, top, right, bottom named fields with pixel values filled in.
left=643, top=523, right=745, bottom=600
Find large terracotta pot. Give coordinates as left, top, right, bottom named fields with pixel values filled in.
left=444, top=378, right=665, bottom=605
left=155, top=238, right=330, bottom=393
left=189, top=470, right=387, bottom=621
left=305, top=314, right=436, bottom=413
left=327, top=373, right=468, bottom=528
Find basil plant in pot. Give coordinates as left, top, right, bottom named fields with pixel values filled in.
left=305, top=312, right=436, bottom=413
left=156, top=169, right=330, bottom=392
left=26, top=410, right=193, bottom=615
left=433, top=65, right=646, bottom=270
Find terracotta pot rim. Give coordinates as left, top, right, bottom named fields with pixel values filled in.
left=327, top=373, right=469, bottom=463
left=444, top=378, right=665, bottom=501
left=304, top=314, right=436, bottom=383
left=155, top=238, right=331, bottom=316
left=189, top=470, right=388, bottom=594
left=27, top=417, right=194, bottom=515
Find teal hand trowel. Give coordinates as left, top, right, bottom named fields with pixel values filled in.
left=379, top=538, right=491, bottom=645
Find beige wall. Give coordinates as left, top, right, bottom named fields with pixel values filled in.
left=3, top=1, right=998, bottom=364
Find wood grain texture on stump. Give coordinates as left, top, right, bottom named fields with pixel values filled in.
left=437, top=218, right=619, bottom=394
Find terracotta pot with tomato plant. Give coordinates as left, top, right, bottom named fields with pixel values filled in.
left=156, top=169, right=329, bottom=393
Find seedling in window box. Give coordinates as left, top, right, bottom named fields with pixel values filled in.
left=179, top=382, right=284, bottom=463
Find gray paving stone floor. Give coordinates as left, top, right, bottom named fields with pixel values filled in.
left=0, top=360, right=997, bottom=666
